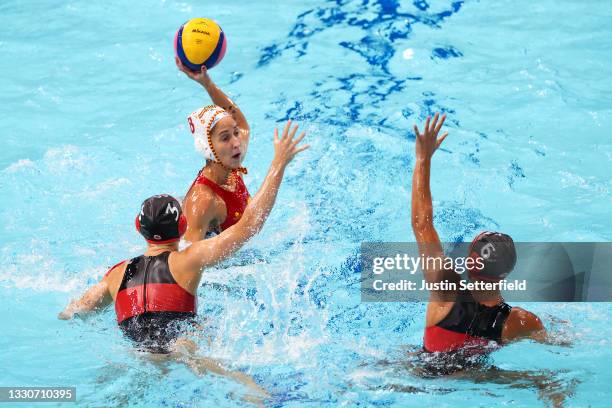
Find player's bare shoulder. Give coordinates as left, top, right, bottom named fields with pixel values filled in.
left=502, top=306, right=545, bottom=342
left=184, top=183, right=222, bottom=219
left=103, top=260, right=129, bottom=299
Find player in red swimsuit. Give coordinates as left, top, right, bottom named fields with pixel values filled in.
left=411, top=113, right=547, bottom=363
left=176, top=57, right=256, bottom=242
left=58, top=122, right=307, bottom=398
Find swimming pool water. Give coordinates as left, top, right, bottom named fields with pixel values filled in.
left=1, top=0, right=611, bottom=406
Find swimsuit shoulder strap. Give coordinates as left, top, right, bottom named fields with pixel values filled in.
left=434, top=288, right=477, bottom=330
left=186, top=168, right=223, bottom=199
left=117, top=255, right=144, bottom=291
left=104, top=259, right=127, bottom=278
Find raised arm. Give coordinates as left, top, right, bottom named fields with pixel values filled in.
left=176, top=120, right=308, bottom=273
left=411, top=113, right=457, bottom=288
left=176, top=57, right=250, bottom=149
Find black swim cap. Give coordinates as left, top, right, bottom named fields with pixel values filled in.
left=135, top=195, right=187, bottom=244
left=468, top=231, right=517, bottom=281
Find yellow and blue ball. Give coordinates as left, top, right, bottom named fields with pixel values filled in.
left=174, top=18, right=227, bottom=71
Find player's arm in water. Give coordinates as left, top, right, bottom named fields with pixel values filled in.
left=58, top=275, right=111, bottom=319
left=171, top=120, right=307, bottom=287
left=502, top=307, right=547, bottom=343
left=58, top=261, right=127, bottom=320
left=176, top=57, right=251, bottom=153
left=410, top=114, right=456, bottom=299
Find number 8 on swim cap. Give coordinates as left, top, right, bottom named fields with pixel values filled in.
left=174, top=18, right=227, bottom=71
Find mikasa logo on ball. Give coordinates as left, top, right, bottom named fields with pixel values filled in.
left=192, top=29, right=210, bottom=35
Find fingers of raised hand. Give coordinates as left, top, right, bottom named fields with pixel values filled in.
left=434, top=113, right=446, bottom=135
left=288, top=124, right=299, bottom=140
left=293, top=144, right=310, bottom=157
left=291, top=131, right=306, bottom=148
left=274, top=128, right=279, bottom=143
left=176, top=59, right=199, bottom=78
left=424, top=116, right=431, bottom=134
left=436, top=132, right=449, bottom=149
left=429, top=112, right=440, bottom=133
left=282, top=120, right=292, bottom=139
left=175, top=56, right=188, bottom=72
left=175, top=57, right=191, bottom=75
left=413, top=124, right=422, bottom=138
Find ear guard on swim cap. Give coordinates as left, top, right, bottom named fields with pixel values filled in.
left=178, top=213, right=187, bottom=237
left=187, top=105, right=231, bottom=162
left=135, top=194, right=187, bottom=244
left=467, top=231, right=517, bottom=282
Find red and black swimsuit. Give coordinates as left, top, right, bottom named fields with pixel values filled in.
left=114, top=252, right=196, bottom=353
left=418, top=290, right=512, bottom=375
left=424, top=289, right=512, bottom=354
left=189, top=169, right=250, bottom=233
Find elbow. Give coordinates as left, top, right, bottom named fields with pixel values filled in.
left=238, top=213, right=265, bottom=239
left=411, top=218, right=420, bottom=232
left=410, top=212, right=420, bottom=230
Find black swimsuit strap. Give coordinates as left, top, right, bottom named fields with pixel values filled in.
left=467, top=300, right=512, bottom=342
left=436, top=289, right=512, bottom=343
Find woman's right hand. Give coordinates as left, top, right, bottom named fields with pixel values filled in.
left=175, top=56, right=213, bottom=88
left=414, top=112, right=448, bottom=161
left=272, top=120, right=309, bottom=167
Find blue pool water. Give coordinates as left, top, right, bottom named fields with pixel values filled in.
left=1, top=0, right=611, bottom=406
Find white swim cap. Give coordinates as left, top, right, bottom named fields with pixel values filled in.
left=187, top=105, right=231, bottom=162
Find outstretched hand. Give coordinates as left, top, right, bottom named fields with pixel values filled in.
left=414, top=113, right=448, bottom=160
left=58, top=300, right=78, bottom=320
left=273, top=120, right=309, bottom=167
left=175, top=56, right=212, bottom=88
